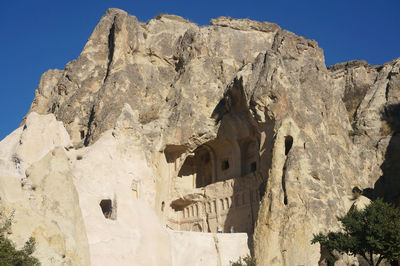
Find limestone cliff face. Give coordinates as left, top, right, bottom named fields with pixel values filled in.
left=1, top=7, right=398, bottom=266
left=330, top=59, right=400, bottom=204
left=0, top=113, right=90, bottom=265
left=27, top=8, right=280, bottom=150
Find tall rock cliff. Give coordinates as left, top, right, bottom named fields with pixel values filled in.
left=1, top=8, right=399, bottom=266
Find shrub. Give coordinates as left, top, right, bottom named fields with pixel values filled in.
left=311, top=198, right=400, bottom=266
left=0, top=211, right=40, bottom=266
left=349, top=129, right=363, bottom=136
left=230, top=255, right=256, bottom=266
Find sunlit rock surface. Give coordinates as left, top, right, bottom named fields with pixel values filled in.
left=0, top=7, right=399, bottom=266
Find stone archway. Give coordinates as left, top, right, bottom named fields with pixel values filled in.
left=192, top=223, right=202, bottom=232
left=240, top=138, right=258, bottom=176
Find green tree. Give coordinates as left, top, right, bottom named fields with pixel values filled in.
left=0, top=211, right=40, bottom=266
left=230, top=255, right=256, bottom=266
left=311, top=198, right=400, bottom=266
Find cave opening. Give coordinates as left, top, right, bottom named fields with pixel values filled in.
left=221, top=160, right=230, bottom=170
left=284, top=136, right=293, bottom=155
left=163, top=101, right=270, bottom=233
left=282, top=135, right=293, bottom=206
left=250, top=162, right=257, bottom=172
left=80, top=130, right=85, bottom=140
left=240, top=138, right=258, bottom=175
left=174, top=139, right=240, bottom=189
left=99, top=199, right=116, bottom=220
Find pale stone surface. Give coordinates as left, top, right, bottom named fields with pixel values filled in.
left=0, top=112, right=71, bottom=177
left=0, top=112, right=89, bottom=265
left=169, top=231, right=249, bottom=266
left=1, top=112, right=251, bottom=266
left=330, top=58, right=400, bottom=204
left=350, top=195, right=371, bottom=211
left=1, top=7, right=399, bottom=266
left=0, top=148, right=90, bottom=265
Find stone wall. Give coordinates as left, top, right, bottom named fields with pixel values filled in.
left=168, top=230, right=250, bottom=266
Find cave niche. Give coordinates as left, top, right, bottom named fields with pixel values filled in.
left=99, top=199, right=116, bottom=220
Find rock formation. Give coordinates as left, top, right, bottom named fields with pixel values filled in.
left=0, top=7, right=399, bottom=266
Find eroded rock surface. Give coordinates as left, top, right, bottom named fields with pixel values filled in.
left=1, top=7, right=399, bottom=266
left=0, top=114, right=89, bottom=265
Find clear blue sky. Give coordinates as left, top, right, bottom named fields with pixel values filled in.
left=1, top=0, right=399, bottom=140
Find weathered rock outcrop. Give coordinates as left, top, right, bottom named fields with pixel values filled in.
left=1, top=7, right=399, bottom=266
left=330, top=58, right=400, bottom=204
left=0, top=113, right=90, bottom=265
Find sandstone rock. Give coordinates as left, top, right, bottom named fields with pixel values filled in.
left=349, top=195, right=371, bottom=211
left=330, top=58, right=400, bottom=202
left=168, top=231, right=249, bottom=266
left=1, top=7, right=399, bottom=266
left=0, top=147, right=90, bottom=265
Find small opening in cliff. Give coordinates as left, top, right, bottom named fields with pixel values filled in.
left=282, top=168, right=288, bottom=206
left=282, top=136, right=292, bottom=206
left=100, top=199, right=116, bottom=220
left=161, top=201, right=165, bottom=212
left=284, top=136, right=293, bottom=155
left=250, top=162, right=257, bottom=172
left=240, top=138, right=258, bottom=175
left=221, top=160, right=230, bottom=171
left=192, top=223, right=202, bottom=232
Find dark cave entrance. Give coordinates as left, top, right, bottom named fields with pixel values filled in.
left=100, top=199, right=116, bottom=220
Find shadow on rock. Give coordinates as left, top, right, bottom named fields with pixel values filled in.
left=368, top=104, right=400, bottom=206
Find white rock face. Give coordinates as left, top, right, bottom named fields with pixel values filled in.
left=0, top=113, right=89, bottom=265
left=169, top=231, right=249, bottom=266
left=0, top=112, right=250, bottom=266
left=0, top=112, right=71, bottom=177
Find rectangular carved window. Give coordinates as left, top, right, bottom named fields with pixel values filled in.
left=221, top=160, right=230, bottom=170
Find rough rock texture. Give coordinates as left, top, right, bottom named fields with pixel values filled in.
left=330, top=59, right=400, bottom=203
left=1, top=7, right=399, bottom=266
left=27, top=8, right=280, bottom=150
left=1, top=112, right=251, bottom=266
left=0, top=114, right=90, bottom=265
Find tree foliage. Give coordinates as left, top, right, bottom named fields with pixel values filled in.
left=230, top=255, right=256, bottom=266
left=311, top=198, right=400, bottom=266
left=0, top=211, right=40, bottom=266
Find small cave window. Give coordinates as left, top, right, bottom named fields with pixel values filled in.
left=202, top=153, right=210, bottom=163
left=100, top=199, right=116, bottom=220
left=161, top=201, right=165, bottom=212
left=250, top=162, right=257, bottom=172
left=284, top=136, right=293, bottom=155
left=80, top=130, right=85, bottom=140
left=192, top=223, right=202, bottom=232
left=221, top=160, right=230, bottom=171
